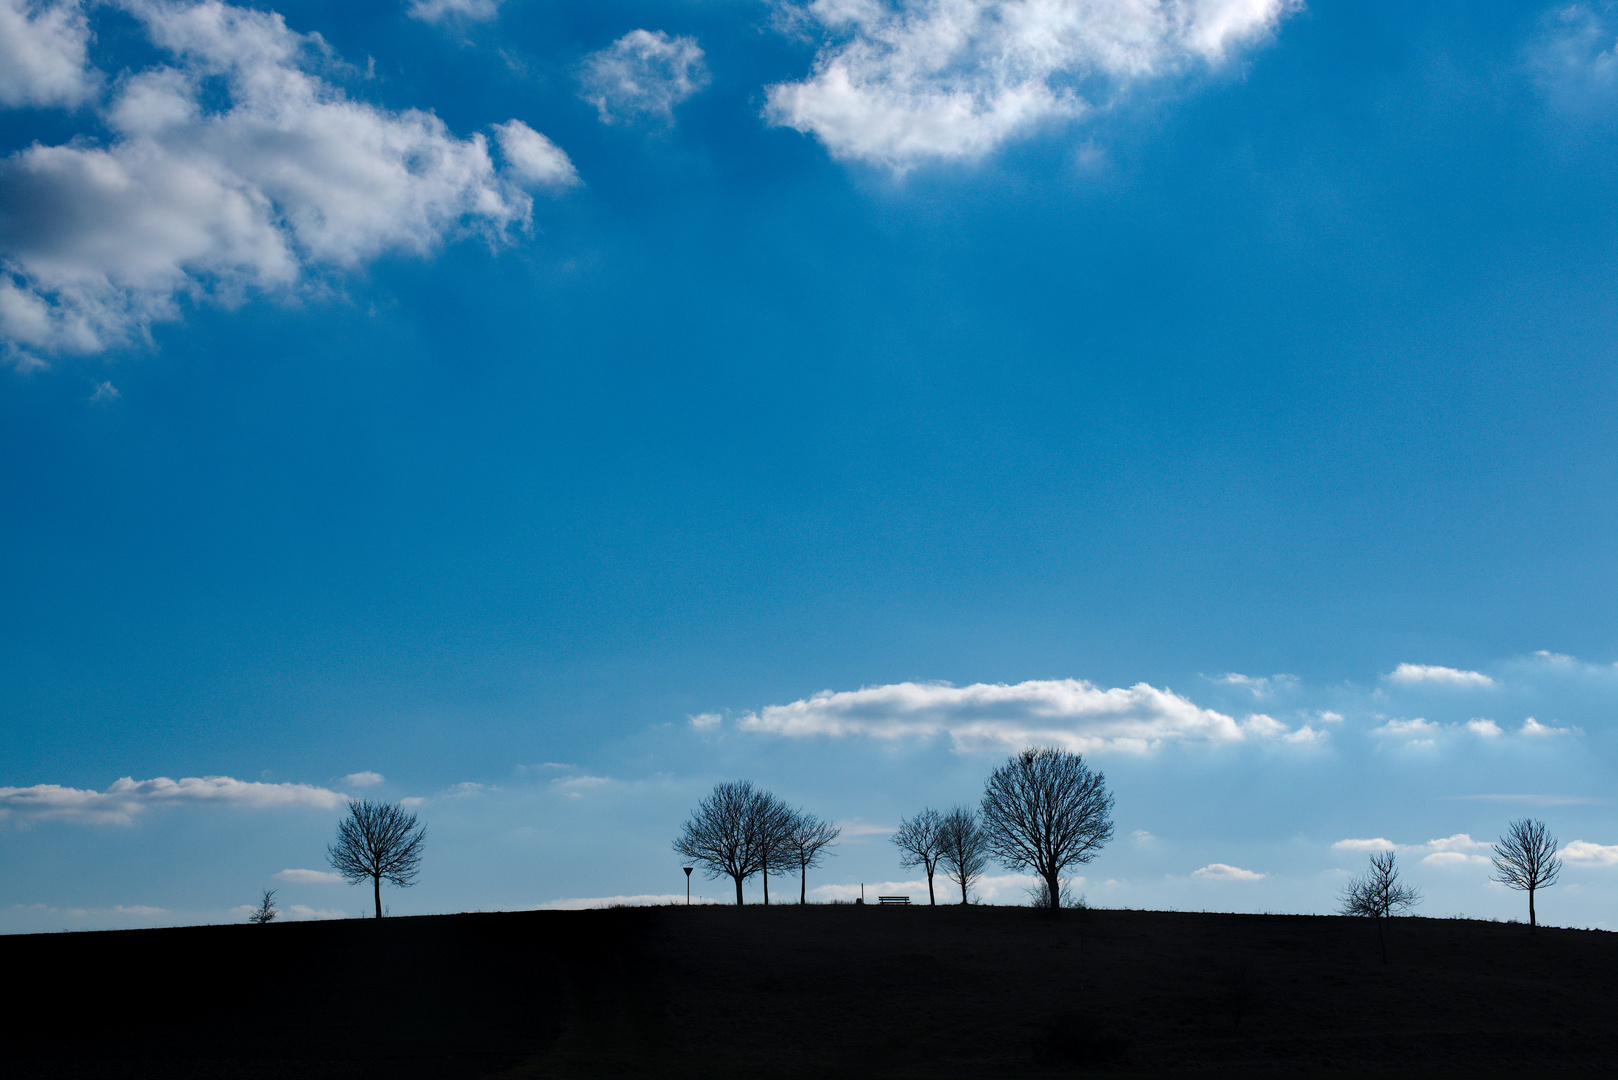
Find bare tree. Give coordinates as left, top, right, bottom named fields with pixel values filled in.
left=757, top=793, right=799, bottom=906
left=327, top=799, right=426, bottom=919
left=1492, top=817, right=1561, bottom=930
left=247, top=888, right=279, bottom=924
left=893, top=808, right=947, bottom=904
left=937, top=805, right=989, bottom=905
left=1339, top=850, right=1420, bottom=963
left=674, top=780, right=794, bottom=905
left=980, top=747, right=1115, bottom=911
left=784, top=812, right=841, bottom=904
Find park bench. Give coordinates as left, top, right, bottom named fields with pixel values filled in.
left=878, top=896, right=911, bottom=905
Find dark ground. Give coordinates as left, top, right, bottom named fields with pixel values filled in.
left=5, top=904, right=1615, bottom=1078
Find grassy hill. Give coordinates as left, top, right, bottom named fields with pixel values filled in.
left=5, top=904, right=1615, bottom=1077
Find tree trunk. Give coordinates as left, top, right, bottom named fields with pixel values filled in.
left=763, top=870, right=770, bottom=906
left=1046, top=871, right=1061, bottom=911
left=1529, top=886, right=1537, bottom=931
left=926, top=868, right=935, bottom=905
left=960, top=876, right=969, bottom=905
left=800, top=863, right=807, bottom=905
left=733, top=873, right=744, bottom=905
left=373, top=876, right=382, bottom=919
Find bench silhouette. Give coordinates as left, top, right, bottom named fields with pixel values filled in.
left=878, top=896, right=911, bottom=905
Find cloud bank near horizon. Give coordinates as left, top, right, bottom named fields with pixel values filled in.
left=733, top=678, right=1324, bottom=753
left=0, top=774, right=345, bottom=825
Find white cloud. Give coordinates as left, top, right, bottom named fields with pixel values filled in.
left=736, top=678, right=1317, bottom=754
left=286, top=904, right=347, bottom=919
left=1132, top=829, right=1155, bottom=841
left=1212, top=672, right=1298, bottom=697
left=0, top=0, right=575, bottom=361
left=1373, top=717, right=1441, bottom=738
left=407, top=0, right=498, bottom=23
left=538, top=892, right=709, bottom=910
left=1520, top=716, right=1579, bottom=737
left=1562, top=840, right=1618, bottom=866
left=1386, top=663, right=1494, bottom=688
left=1335, top=833, right=1489, bottom=865
left=493, top=120, right=579, bottom=187
left=275, top=867, right=345, bottom=884
left=89, top=380, right=119, bottom=402
left=1465, top=718, right=1503, bottom=737
left=0, top=774, right=345, bottom=825
left=112, top=903, right=167, bottom=916
left=1316, top=710, right=1344, bottom=723
left=763, top=0, right=1299, bottom=169
left=0, top=0, right=95, bottom=108
left=688, top=712, right=723, bottom=731
left=1192, top=863, right=1264, bottom=881
left=579, top=30, right=710, bottom=123
left=341, top=771, right=384, bottom=787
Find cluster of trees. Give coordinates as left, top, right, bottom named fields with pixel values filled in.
left=673, top=780, right=842, bottom=904
left=1339, top=816, right=1565, bottom=958
left=676, top=747, right=1115, bottom=910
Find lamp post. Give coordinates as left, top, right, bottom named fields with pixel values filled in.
left=684, top=866, right=693, bottom=905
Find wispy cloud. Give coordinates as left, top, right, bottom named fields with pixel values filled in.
left=341, top=771, right=384, bottom=787
left=0, top=774, right=344, bottom=825
left=1386, top=664, right=1494, bottom=688
left=688, top=712, right=722, bottom=731
left=275, top=868, right=344, bottom=884
left=579, top=29, right=709, bottom=124
left=406, top=0, right=498, bottom=24
left=736, top=678, right=1318, bottom=754
left=551, top=775, right=611, bottom=798
left=1192, top=863, right=1265, bottom=882
left=1448, top=794, right=1611, bottom=807
left=763, top=0, right=1299, bottom=169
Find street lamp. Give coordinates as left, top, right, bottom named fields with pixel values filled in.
left=684, top=865, right=693, bottom=905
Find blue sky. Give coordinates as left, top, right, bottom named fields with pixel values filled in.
left=3, top=0, right=1618, bottom=930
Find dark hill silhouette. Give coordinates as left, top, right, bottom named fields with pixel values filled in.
left=5, top=905, right=1616, bottom=1077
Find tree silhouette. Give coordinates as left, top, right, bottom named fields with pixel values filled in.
left=247, top=888, right=279, bottom=924
left=980, top=747, right=1114, bottom=911
left=1492, top=817, right=1561, bottom=931
left=893, top=808, right=947, bottom=904
left=1339, top=850, right=1420, bottom=963
left=938, top=804, right=989, bottom=905
left=784, top=812, right=841, bottom=904
left=673, top=781, right=794, bottom=905
left=326, top=799, right=426, bottom=919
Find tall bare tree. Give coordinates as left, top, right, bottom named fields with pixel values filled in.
left=1492, top=817, right=1561, bottom=930
left=1339, top=850, right=1420, bottom=963
left=674, top=780, right=794, bottom=905
left=247, top=888, right=279, bottom=924
left=937, top=804, right=989, bottom=905
left=980, top=747, right=1114, bottom=911
left=326, top=799, right=426, bottom=919
left=784, top=812, right=841, bottom=904
left=893, top=807, right=948, bottom=904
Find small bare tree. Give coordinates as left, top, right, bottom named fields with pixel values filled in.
left=1339, top=850, right=1420, bottom=963
left=981, top=747, right=1114, bottom=911
left=784, top=812, right=841, bottom=904
left=893, top=807, right=947, bottom=904
left=757, top=793, right=799, bottom=906
left=247, top=888, right=279, bottom=924
left=1492, top=817, right=1561, bottom=930
left=937, top=805, right=989, bottom=905
left=674, top=780, right=794, bottom=905
left=327, top=799, right=426, bottom=919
